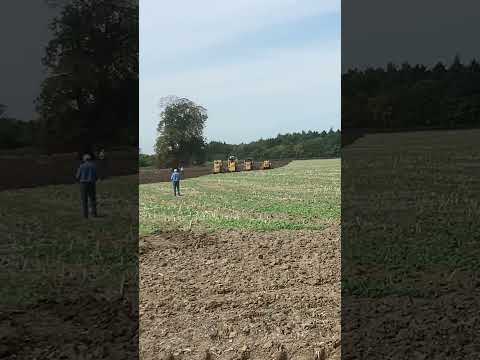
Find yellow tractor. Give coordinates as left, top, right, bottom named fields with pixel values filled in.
left=262, top=160, right=272, bottom=170
left=244, top=158, right=254, bottom=171
left=213, top=160, right=223, bottom=173
left=228, top=155, right=238, bottom=172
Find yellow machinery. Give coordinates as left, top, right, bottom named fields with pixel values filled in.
left=262, top=160, right=272, bottom=170
left=244, top=159, right=254, bottom=171
left=228, top=155, right=238, bottom=172
left=213, top=160, right=223, bottom=173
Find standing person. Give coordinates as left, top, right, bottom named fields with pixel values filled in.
left=171, top=168, right=181, bottom=196
left=76, top=153, right=98, bottom=218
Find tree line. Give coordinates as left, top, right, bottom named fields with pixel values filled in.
left=206, top=129, right=340, bottom=162
left=343, top=55, right=480, bottom=137
left=0, top=104, right=38, bottom=150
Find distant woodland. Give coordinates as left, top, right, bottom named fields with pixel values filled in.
left=206, top=129, right=340, bottom=161
left=342, top=56, right=480, bottom=143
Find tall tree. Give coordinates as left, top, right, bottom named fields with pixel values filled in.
left=36, top=0, right=138, bottom=153
left=155, top=97, right=207, bottom=167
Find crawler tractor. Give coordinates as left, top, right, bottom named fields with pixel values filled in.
left=244, top=159, right=254, bottom=171
left=213, top=160, right=223, bottom=173
left=228, top=155, right=238, bottom=172
left=262, top=160, right=272, bottom=170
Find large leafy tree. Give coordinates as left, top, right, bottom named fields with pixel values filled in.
left=36, top=0, right=138, bottom=153
left=155, top=97, right=207, bottom=168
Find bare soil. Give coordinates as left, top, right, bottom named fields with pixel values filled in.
left=0, top=149, right=137, bottom=191
left=342, top=287, right=480, bottom=359
left=140, top=160, right=292, bottom=185
left=140, top=225, right=340, bottom=360
left=0, top=295, right=138, bottom=359
left=140, top=167, right=212, bottom=184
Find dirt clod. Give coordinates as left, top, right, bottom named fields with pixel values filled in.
left=140, top=226, right=340, bottom=359
left=314, top=348, right=327, bottom=360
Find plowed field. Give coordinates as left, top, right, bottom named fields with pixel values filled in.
left=140, top=159, right=341, bottom=359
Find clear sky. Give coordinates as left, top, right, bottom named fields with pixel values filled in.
left=140, top=0, right=340, bottom=154
left=342, top=0, right=480, bottom=72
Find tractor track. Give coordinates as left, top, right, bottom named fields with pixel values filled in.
left=139, top=160, right=291, bottom=185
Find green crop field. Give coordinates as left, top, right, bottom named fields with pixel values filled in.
left=343, top=130, right=480, bottom=297
left=0, top=176, right=138, bottom=306
left=139, top=159, right=340, bottom=235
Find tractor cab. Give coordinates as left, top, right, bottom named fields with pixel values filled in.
left=228, top=155, right=238, bottom=172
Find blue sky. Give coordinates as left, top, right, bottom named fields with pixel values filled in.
left=140, top=0, right=340, bottom=154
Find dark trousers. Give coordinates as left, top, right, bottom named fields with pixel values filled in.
left=80, top=182, right=97, bottom=218
left=173, top=181, right=180, bottom=196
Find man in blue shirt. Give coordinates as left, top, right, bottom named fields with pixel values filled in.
left=171, top=168, right=181, bottom=196
left=76, top=153, right=98, bottom=218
